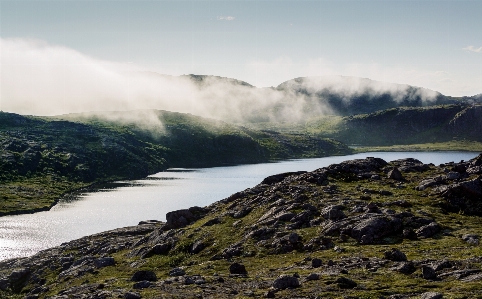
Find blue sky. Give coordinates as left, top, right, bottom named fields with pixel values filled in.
left=1, top=0, right=481, bottom=96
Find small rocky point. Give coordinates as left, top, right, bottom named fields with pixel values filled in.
left=2, top=155, right=482, bottom=298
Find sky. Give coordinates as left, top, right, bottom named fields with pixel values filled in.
left=0, top=0, right=481, bottom=115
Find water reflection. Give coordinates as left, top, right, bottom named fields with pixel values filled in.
left=0, top=151, right=478, bottom=261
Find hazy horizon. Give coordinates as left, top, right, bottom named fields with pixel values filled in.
left=1, top=0, right=481, bottom=117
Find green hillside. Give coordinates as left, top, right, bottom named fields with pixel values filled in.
left=0, top=110, right=351, bottom=216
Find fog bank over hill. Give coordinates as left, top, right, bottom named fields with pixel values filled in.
left=1, top=38, right=480, bottom=124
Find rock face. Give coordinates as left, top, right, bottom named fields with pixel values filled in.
left=164, top=207, right=209, bottom=229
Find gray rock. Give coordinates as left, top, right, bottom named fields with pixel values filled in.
left=93, top=257, right=115, bottom=268
left=272, top=275, right=300, bottom=289
left=462, top=234, right=480, bottom=245
left=131, top=270, right=157, bottom=282
left=351, top=215, right=402, bottom=244
left=321, top=205, right=346, bottom=220
left=229, top=262, right=247, bottom=275
left=420, top=292, right=443, bottom=299
left=169, top=267, right=186, bottom=277
left=165, top=206, right=208, bottom=229
left=416, top=222, right=440, bottom=238
left=384, top=248, right=407, bottom=261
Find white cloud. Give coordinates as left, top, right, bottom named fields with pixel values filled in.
left=463, top=46, right=482, bottom=53
left=217, top=16, right=235, bottom=21
left=246, top=56, right=481, bottom=97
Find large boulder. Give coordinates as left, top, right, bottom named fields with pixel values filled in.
left=272, top=275, right=300, bottom=289
left=164, top=206, right=209, bottom=229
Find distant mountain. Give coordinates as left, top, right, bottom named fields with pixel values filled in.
left=276, top=76, right=464, bottom=116
left=136, top=73, right=480, bottom=122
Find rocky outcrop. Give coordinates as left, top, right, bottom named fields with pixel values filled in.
left=1, top=155, right=482, bottom=298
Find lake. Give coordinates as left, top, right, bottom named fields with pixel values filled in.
left=0, top=151, right=478, bottom=261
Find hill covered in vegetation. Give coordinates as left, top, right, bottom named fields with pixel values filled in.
left=1, top=155, right=482, bottom=298
left=0, top=110, right=351, bottom=216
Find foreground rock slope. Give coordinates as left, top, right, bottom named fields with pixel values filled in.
left=1, top=155, right=482, bottom=298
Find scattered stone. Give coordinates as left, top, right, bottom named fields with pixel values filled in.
left=416, top=222, right=440, bottom=238
left=124, top=292, right=142, bottom=299
left=133, top=280, right=151, bottom=289
left=265, top=289, right=276, bottom=298
left=93, top=257, right=115, bottom=268
left=311, top=258, right=322, bottom=268
left=462, top=234, right=480, bottom=245
left=305, top=273, right=320, bottom=281
left=321, top=205, right=346, bottom=220
left=388, top=168, right=404, bottom=180
left=394, top=262, right=416, bottom=274
left=131, top=270, right=157, bottom=282
left=421, top=266, right=437, bottom=280
left=420, top=292, right=443, bottom=299
left=384, top=248, right=407, bottom=262
left=229, top=263, right=247, bottom=275
left=169, top=268, right=186, bottom=277
left=272, top=275, right=300, bottom=289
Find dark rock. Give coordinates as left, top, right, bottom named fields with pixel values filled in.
left=384, top=248, right=407, bottom=261
left=321, top=205, right=346, bottom=220
left=190, top=240, right=206, bottom=254
left=335, top=276, right=357, bottom=289
left=403, top=228, right=417, bottom=240
left=131, top=270, right=157, bottom=282
left=305, top=273, right=320, bottom=281
left=149, top=243, right=171, bottom=256
left=232, top=207, right=252, bottom=219
left=0, top=278, right=9, bottom=291
left=416, top=222, right=440, bottom=238
left=422, top=266, right=437, bottom=280
left=203, top=218, right=221, bottom=226
left=124, top=292, right=142, bottom=299
left=169, top=267, right=186, bottom=277
left=420, top=292, right=443, bottom=299
left=265, top=289, right=276, bottom=298
left=394, top=261, right=415, bottom=274
left=93, top=257, right=115, bottom=268
left=261, top=171, right=307, bottom=185
left=229, top=263, right=247, bottom=275
left=272, top=275, right=300, bottom=289
left=388, top=167, right=404, bottom=180
left=431, top=260, right=452, bottom=272
left=133, top=280, right=151, bottom=289
left=311, top=258, right=322, bottom=268
left=288, top=232, right=300, bottom=243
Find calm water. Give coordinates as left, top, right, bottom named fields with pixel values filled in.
left=0, top=151, right=478, bottom=261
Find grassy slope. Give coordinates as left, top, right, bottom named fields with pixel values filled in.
left=0, top=110, right=351, bottom=216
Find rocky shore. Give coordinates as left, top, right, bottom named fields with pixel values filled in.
left=1, top=154, right=482, bottom=298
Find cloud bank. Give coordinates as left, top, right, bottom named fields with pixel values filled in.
left=0, top=38, right=450, bottom=125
